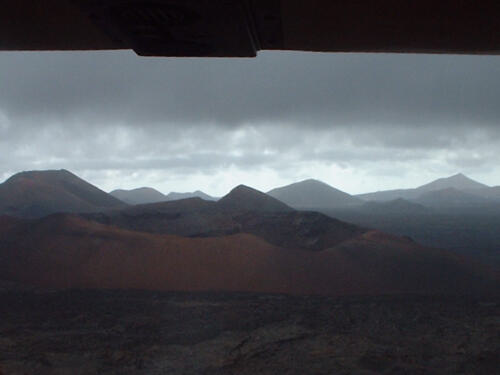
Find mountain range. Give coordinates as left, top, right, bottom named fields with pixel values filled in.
left=110, top=187, right=216, bottom=205
left=1, top=188, right=494, bottom=295
left=2, top=169, right=499, bottom=223
left=3, top=169, right=492, bottom=217
left=0, top=169, right=498, bottom=295
left=357, top=173, right=499, bottom=205
left=85, top=185, right=363, bottom=252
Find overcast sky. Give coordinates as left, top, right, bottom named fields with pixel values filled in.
left=1, top=50, right=500, bottom=195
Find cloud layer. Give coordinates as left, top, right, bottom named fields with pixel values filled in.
left=1, top=51, right=500, bottom=194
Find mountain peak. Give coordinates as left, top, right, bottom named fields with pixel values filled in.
left=290, top=179, right=333, bottom=188
left=165, top=190, right=216, bottom=202
left=6, top=169, right=74, bottom=182
left=417, top=173, right=488, bottom=192
left=448, top=173, right=473, bottom=181
left=0, top=169, right=125, bottom=218
left=301, top=178, right=325, bottom=184
left=267, top=179, right=361, bottom=209
left=231, top=184, right=258, bottom=193
left=217, top=185, right=293, bottom=212
left=110, top=187, right=167, bottom=205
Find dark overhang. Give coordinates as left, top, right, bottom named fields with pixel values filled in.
left=1, top=1, right=500, bottom=56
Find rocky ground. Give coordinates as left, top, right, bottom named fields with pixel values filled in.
left=0, top=285, right=498, bottom=374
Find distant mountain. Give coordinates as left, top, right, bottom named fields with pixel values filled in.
left=417, top=173, right=488, bottom=192
left=110, top=187, right=167, bottom=205
left=166, top=190, right=217, bottom=202
left=110, top=188, right=216, bottom=205
left=361, top=198, right=431, bottom=215
left=415, top=187, right=490, bottom=209
left=112, top=197, right=215, bottom=216
left=218, top=185, right=293, bottom=213
left=267, top=179, right=362, bottom=209
left=358, top=173, right=489, bottom=202
left=357, top=189, right=421, bottom=202
left=0, top=169, right=126, bottom=218
left=466, top=186, right=500, bottom=202
left=85, top=186, right=363, bottom=252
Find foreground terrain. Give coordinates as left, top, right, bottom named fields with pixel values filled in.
left=0, top=213, right=494, bottom=295
left=0, top=286, right=498, bottom=375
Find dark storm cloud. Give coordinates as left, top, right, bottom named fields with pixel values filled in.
left=1, top=51, right=500, bottom=129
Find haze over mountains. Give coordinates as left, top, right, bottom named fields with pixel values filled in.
left=310, top=174, right=500, bottom=265
left=414, top=187, right=491, bottom=209
left=357, top=173, right=499, bottom=204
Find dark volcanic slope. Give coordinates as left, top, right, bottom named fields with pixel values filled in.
left=0, top=215, right=494, bottom=295
left=85, top=186, right=363, bottom=251
left=230, top=210, right=364, bottom=251
left=268, top=179, right=362, bottom=209
left=110, top=187, right=168, bottom=205
left=0, top=170, right=126, bottom=218
left=85, top=198, right=227, bottom=237
left=218, top=185, right=293, bottom=212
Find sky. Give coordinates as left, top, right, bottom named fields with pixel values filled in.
left=1, top=50, right=500, bottom=196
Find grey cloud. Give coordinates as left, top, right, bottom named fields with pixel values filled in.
left=1, top=51, right=500, bottom=129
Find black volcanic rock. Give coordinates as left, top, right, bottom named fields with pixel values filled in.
left=0, top=169, right=126, bottom=218
left=0, top=291, right=497, bottom=375
left=110, top=187, right=167, bottom=205
left=217, top=185, right=293, bottom=213
left=231, top=210, right=365, bottom=251
left=268, top=179, right=362, bottom=209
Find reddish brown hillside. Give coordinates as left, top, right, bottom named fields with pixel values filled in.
left=0, top=215, right=494, bottom=295
left=0, top=169, right=126, bottom=218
